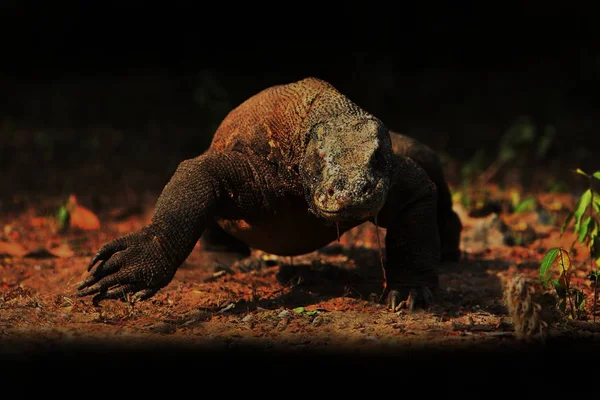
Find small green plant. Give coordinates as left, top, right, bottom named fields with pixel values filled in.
left=478, top=116, right=556, bottom=185
left=539, top=169, right=600, bottom=320
left=293, top=307, right=319, bottom=316
left=457, top=117, right=556, bottom=212
left=513, top=196, right=537, bottom=214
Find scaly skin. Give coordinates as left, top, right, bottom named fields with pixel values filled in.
left=77, top=77, right=462, bottom=310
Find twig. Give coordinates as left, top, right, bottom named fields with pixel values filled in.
left=590, top=187, right=597, bottom=323
left=374, top=216, right=387, bottom=302
left=478, top=158, right=508, bottom=185
left=559, top=249, right=575, bottom=320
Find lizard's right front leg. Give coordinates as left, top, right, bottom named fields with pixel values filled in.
left=76, top=151, right=263, bottom=305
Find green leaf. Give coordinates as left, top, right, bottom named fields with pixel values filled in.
left=561, top=211, right=574, bottom=236
left=56, top=205, right=70, bottom=231
left=293, top=306, right=318, bottom=316
left=575, top=168, right=590, bottom=178
left=513, top=197, right=536, bottom=213
left=551, top=278, right=566, bottom=298
left=460, top=183, right=471, bottom=209
left=593, top=191, right=600, bottom=214
left=579, top=216, right=592, bottom=244
left=588, top=217, right=599, bottom=243
left=557, top=249, right=572, bottom=274
left=573, top=289, right=586, bottom=312
left=558, top=298, right=567, bottom=312
left=593, top=171, right=600, bottom=180
left=540, top=248, right=560, bottom=286
left=510, top=190, right=521, bottom=208
left=573, top=189, right=592, bottom=233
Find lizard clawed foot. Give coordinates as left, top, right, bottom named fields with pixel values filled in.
left=77, top=225, right=177, bottom=305
left=386, top=286, right=434, bottom=312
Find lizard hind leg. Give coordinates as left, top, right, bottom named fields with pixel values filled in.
left=440, top=207, right=462, bottom=262
left=388, top=131, right=462, bottom=262
left=378, top=156, right=442, bottom=312
left=197, top=220, right=251, bottom=269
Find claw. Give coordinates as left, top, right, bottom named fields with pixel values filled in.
left=77, top=281, right=105, bottom=297
left=389, top=291, right=398, bottom=310
left=407, top=289, right=417, bottom=312
left=91, top=283, right=140, bottom=305
left=387, top=286, right=435, bottom=312
left=91, top=253, right=125, bottom=279
left=77, top=272, right=133, bottom=297
left=88, top=252, right=103, bottom=271
left=87, top=241, right=127, bottom=271
left=77, top=273, right=99, bottom=291
left=78, top=227, right=174, bottom=305
left=131, top=288, right=159, bottom=302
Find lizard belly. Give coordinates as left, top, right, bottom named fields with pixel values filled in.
left=214, top=209, right=344, bottom=256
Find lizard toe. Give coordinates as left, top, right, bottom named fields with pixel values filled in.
left=387, top=286, right=435, bottom=312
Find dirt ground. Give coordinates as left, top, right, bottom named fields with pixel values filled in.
left=2, top=178, right=600, bottom=361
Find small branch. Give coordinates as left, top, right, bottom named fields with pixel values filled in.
left=374, top=216, right=387, bottom=302
left=559, top=249, right=575, bottom=320
left=478, top=158, right=508, bottom=185
left=589, top=183, right=597, bottom=323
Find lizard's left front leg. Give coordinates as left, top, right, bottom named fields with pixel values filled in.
left=76, top=151, right=268, bottom=304
left=379, top=158, right=441, bottom=312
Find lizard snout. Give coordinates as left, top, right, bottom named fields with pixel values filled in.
left=314, top=184, right=352, bottom=213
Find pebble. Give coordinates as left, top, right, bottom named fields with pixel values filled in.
left=276, top=318, right=289, bottom=331
left=242, top=314, right=253, bottom=323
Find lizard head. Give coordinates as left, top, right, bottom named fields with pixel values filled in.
left=300, top=115, right=394, bottom=223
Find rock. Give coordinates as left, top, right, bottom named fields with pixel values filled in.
left=242, top=314, right=253, bottom=323
left=461, top=213, right=512, bottom=252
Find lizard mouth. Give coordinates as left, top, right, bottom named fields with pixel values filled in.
left=315, top=206, right=375, bottom=223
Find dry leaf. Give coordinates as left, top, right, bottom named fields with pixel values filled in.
left=48, top=243, right=75, bottom=258
left=29, top=217, right=48, bottom=228
left=0, top=241, right=28, bottom=257
left=68, top=195, right=100, bottom=231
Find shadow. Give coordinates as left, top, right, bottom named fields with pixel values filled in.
left=188, top=245, right=509, bottom=320
left=2, top=335, right=600, bottom=390
left=435, top=257, right=508, bottom=316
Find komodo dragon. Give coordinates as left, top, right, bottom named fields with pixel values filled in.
left=77, top=77, right=462, bottom=311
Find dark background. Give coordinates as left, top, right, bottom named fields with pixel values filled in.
left=1, top=4, right=600, bottom=376
left=1, top=3, right=598, bottom=199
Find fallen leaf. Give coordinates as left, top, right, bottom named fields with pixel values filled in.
left=29, top=217, right=48, bottom=229
left=0, top=241, right=28, bottom=257
left=48, top=243, right=75, bottom=258
left=68, top=195, right=100, bottom=231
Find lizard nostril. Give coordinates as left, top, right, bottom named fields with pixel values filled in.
left=361, top=181, right=374, bottom=195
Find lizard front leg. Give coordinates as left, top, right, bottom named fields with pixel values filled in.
left=76, top=151, right=263, bottom=304
left=378, top=156, right=441, bottom=312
